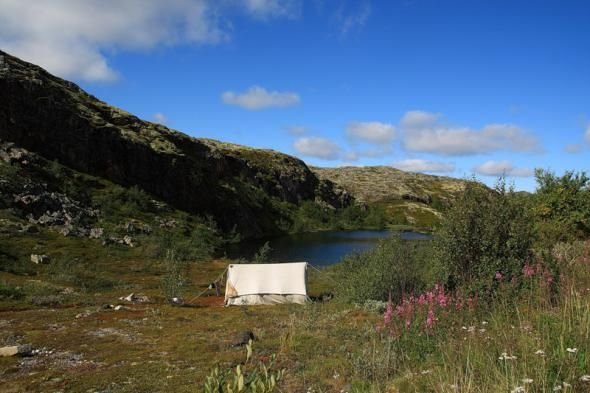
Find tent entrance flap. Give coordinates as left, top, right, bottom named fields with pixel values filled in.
left=224, top=262, right=309, bottom=306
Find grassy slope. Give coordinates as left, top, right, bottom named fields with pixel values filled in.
left=2, top=241, right=590, bottom=392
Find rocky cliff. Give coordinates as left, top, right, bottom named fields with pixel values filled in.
left=0, top=50, right=351, bottom=238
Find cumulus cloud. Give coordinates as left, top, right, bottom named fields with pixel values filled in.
left=152, top=112, right=168, bottom=125
left=346, top=122, right=396, bottom=144
left=400, top=111, right=539, bottom=156
left=0, top=0, right=298, bottom=82
left=222, top=86, right=300, bottom=110
left=473, top=160, right=534, bottom=177
left=293, top=137, right=340, bottom=160
left=286, top=125, right=307, bottom=135
left=391, top=159, right=455, bottom=174
left=0, top=0, right=231, bottom=81
left=400, top=110, right=440, bottom=129
left=239, top=0, right=301, bottom=19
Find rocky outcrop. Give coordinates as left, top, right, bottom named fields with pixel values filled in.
left=0, top=50, right=351, bottom=238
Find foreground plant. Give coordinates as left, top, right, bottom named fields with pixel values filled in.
left=203, top=340, right=285, bottom=393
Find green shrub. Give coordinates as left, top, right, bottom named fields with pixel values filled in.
left=533, top=169, right=590, bottom=244
left=252, top=241, right=272, bottom=263
left=0, top=282, right=25, bottom=300
left=46, top=257, right=118, bottom=291
left=160, top=250, right=188, bottom=301
left=203, top=340, right=284, bottom=393
left=290, top=201, right=389, bottom=233
left=434, top=178, right=535, bottom=296
left=336, top=236, right=436, bottom=303
left=149, top=225, right=218, bottom=262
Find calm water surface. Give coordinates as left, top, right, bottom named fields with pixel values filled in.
left=225, top=230, right=432, bottom=266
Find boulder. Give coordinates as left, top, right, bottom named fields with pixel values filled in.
left=30, top=254, right=49, bottom=264
left=122, top=235, right=135, bottom=247
left=89, top=227, right=104, bottom=239
left=0, top=344, right=32, bottom=357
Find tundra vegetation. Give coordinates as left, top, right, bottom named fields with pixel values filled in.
left=2, top=154, right=590, bottom=392
left=2, top=50, right=589, bottom=391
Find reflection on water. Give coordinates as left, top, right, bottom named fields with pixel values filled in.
left=224, top=230, right=432, bottom=266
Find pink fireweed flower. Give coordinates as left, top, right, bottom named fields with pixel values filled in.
left=425, top=308, right=435, bottom=329
left=384, top=295, right=393, bottom=325
left=522, top=263, right=535, bottom=278
left=495, top=271, right=504, bottom=281
left=417, top=294, right=427, bottom=305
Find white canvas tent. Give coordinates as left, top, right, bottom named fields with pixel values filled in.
left=224, top=262, right=309, bottom=306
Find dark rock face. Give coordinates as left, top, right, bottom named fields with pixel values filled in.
left=0, top=50, right=352, bottom=238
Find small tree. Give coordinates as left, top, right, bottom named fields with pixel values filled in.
left=533, top=169, right=590, bottom=243
left=161, top=250, right=187, bottom=302
left=252, top=241, right=272, bottom=263
left=435, top=178, right=535, bottom=292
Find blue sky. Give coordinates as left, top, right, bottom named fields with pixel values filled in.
left=1, top=0, right=589, bottom=191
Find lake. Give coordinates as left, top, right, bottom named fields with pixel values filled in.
left=224, top=230, right=432, bottom=267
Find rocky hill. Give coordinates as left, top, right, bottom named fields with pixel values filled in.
left=0, top=50, right=351, bottom=239
left=313, top=166, right=467, bottom=227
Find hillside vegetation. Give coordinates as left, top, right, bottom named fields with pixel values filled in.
left=0, top=50, right=353, bottom=239
left=314, top=166, right=467, bottom=228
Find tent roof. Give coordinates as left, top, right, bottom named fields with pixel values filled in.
left=225, top=262, right=307, bottom=298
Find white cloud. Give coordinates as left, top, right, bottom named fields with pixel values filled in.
left=400, top=111, right=539, bottom=156
left=222, top=86, right=300, bottom=110
left=240, top=0, right=301, bottom=19
left=0, top=0, right=229, bottom=81
left=152, top=112, right=168, bottom=125
left=293, top=137, right=340, bottom=160
left=473, top=160, right=534, bottom=177
left=336, top=1, right=371, bottom=35
left=346, top=122, right=396, bottom=144
left=286, top=125, right=307, bottom=135
left=0, top=0, right=296, bottom=82
left=392, top=159, right=455, bottom=174
left=400, top=110, right=440, bottom=129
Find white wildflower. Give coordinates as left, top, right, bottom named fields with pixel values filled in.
left=499, top=352, right=518, bottom=361
left=511, top=386, right=525, bottom=393
left=563, top=382, right=571, bottom=388
left=553, top=385, right=562, bottom=391
left=580, top=375, right=590, bottom=382
left=566, top=347, right=578, bottom=353
left=535, top=349, right=545, bottom=356
left=522, top=378, right=533, bottom=384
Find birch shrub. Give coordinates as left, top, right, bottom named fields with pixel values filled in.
left=434, top=178, right=535, bottom=297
